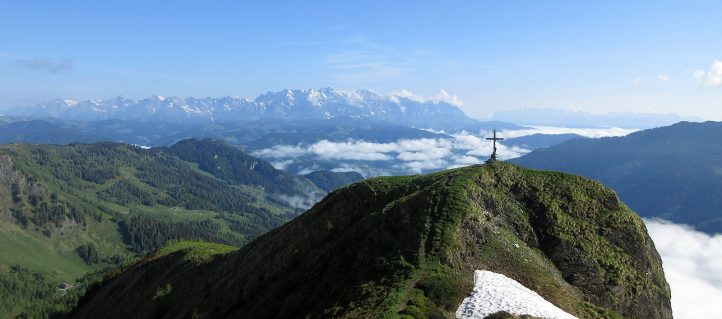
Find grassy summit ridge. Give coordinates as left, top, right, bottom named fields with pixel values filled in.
left=72, top=163, right=672, bottom=319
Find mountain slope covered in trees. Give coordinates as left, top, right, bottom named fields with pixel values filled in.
left=0, top=139, right=322, bottom=318
left=166, top=138, right=320, bottom=197
left=72, top=163, right=671, bottom=319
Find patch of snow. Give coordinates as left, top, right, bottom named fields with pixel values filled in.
left=435, top=89, right=464, bottom=107
left=456, top=270, right=577, bottom=319
left=285, top=89, right=295, bottom=102
left=388, top=89, right=464, bottom=106
left=307, top=88, right=325, bottom=106
left=388, top=95, right=401, bottom=105
left=182, top=105, right=201, bottom=113
left=390, top=89, right=426, bottom=103
left=63, top=99, right=78, bottom=106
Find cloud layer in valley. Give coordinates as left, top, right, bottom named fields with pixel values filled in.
left=501, top=126, right=638, bottom=139
left=253, top=132, right=531, bottom=175
left=255, top=127, right=639, bottom=176
left=645, top=219, right=722, bottom=318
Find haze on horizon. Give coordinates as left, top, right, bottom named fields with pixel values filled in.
left=1, top=0, right=721, bottom=120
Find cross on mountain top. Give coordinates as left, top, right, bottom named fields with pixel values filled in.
left=485, top=130, right=503, bottom=163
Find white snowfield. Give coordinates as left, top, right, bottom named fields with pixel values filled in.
left=456, top=270, right=578, bottom=319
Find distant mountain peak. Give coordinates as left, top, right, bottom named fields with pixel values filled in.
left=11, top=88, right=479, bottom=130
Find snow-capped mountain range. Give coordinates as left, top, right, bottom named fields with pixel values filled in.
left=10, top=88, right=478, bottom=130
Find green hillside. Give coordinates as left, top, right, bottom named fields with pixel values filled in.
left=0, top=140, right=315, bottom=318
left=166, top=138, right=320, bottom=196
left=72, top=163, right=672, bottom=319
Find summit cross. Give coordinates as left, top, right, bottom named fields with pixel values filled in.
left=485, top=129, right=504, bottom=163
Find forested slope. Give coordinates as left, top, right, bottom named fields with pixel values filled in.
left=0, top=140, right=315, bottom=317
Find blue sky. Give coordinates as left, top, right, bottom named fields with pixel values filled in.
left=1, top=0, right=721, bottom=119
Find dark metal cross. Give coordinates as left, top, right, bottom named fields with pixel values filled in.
left=485, top=129, right=504, bottom=163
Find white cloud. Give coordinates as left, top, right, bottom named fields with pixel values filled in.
left=270, top=159, right=294, bottom=170
left=252, top=144, right=308, bottom=158
left=251, top=132, right=531, bottom=176
left=708, top=60, right=722, bottom=86
left=453, top=155, right=484, bottom=166
left=434, top=89, right=464, bottom=106
left=330, top=166, right=365, bottom=174
left=390, top=89, right=426, bottom=103
left=501, top=126, right=637, bottom=139
left=296, top=165, right=319, bottom=176
left=276, top=194, right=319, bottom=210
left=695, top=59, right=722, bottom=87
left=389, top=89, right=465, bottom=106
left=308, top=140, right=395, bottom=161
left=397, top=149, right=450, bottom=161
left=451, top=132, right=530, bottom=160
left=694, top=70, right=705, bottom=83
left=645, top=219, right=722, bottom=318
left=657, top=74, right=670, bottom=82
left=252, top=126, right=634, bottom=176
left=401, top=158, right=449, bottom=173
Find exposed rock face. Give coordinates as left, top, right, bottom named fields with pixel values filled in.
left=72, top=163, right=672, bottom=319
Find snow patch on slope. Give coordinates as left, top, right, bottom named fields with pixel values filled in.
left=456, top=270, right=577, bottom=319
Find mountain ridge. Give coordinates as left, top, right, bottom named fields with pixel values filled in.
left=8, top=88, right=497, bottom=131
left=492, top=108, right=700, bottom=129
left=71, top=163, right=672, bottom=319
left=513, top=120, right=722, bottom=234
